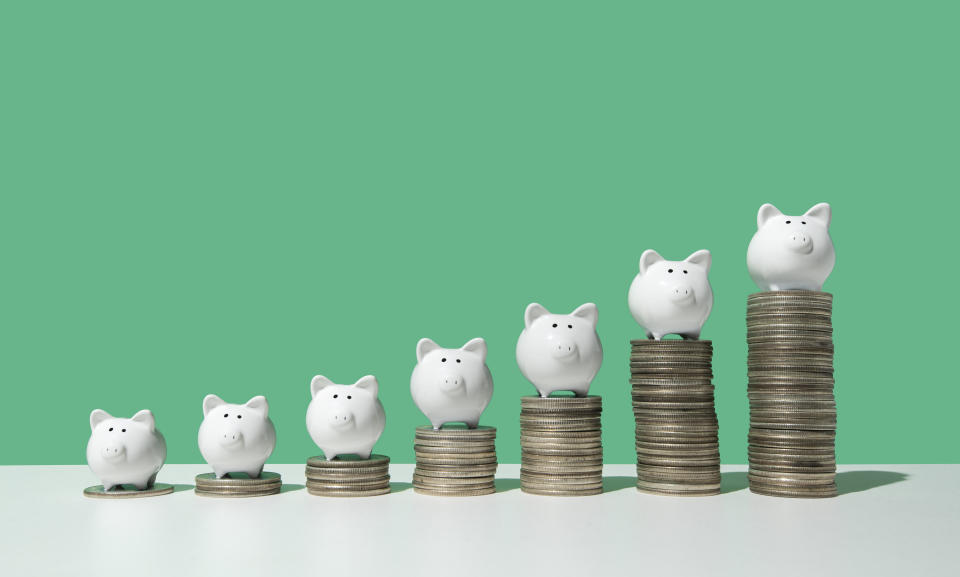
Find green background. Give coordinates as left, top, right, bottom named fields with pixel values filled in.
left=2, top=1, right=957, bottom=465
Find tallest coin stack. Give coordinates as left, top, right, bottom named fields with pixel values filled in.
left=746, top=290, right=837, bottom=498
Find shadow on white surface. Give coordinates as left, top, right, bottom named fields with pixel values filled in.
left=836, top=470, right=908, bottom=495
left=722, top=471, right=749, bottom=494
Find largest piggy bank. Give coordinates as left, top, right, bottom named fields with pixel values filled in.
left=628, top=249, right=713, bottom=340
left=516, top=302, right=603, bottom=397
left=198, top=394, right=276, bottom=479
left=747, top=202, right=835, bottom=291
left=306, top=375, right=385, bottom=460
left=411, top=337, right=493, bottom=429
left=86, top=409, right=166, bottom=491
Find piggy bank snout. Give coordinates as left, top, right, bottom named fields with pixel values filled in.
left=218, top=429, right=245, bottom=448
left=786, top=230, right=814, bottom=253
left=549, top=338, right=579, bottom=360
left=100, top=444, right=126, bottom=461
left=328, top=411, right=356, bottom=429
left=669, top=284, right=696, bottom=304
left=438, top=372, right=466, bottom=393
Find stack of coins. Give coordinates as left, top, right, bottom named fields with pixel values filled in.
left=520, top=396, right=603, bottom=496
left=747, top=290, right=837, bottom=498
left=305, top=455, right=391, bottom=497
left=194, top=472, right=282, bottom=497
left=413, top=425, right=497, bottom=496
left=631, top=340, right=721, bottom=496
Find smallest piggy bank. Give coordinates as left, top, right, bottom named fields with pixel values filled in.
left=198, top=395, right=276, bottom=479
left=410, top=337, right=493, bottom=429
left=516, top=302, right=603, bottom=397
left=86, top=409, right=166, bottom=491
left=747, top=202, right=835, bottom=291
left=306, top=375, right=386, bottom=460
left=628, top=249, right=713, bottom=340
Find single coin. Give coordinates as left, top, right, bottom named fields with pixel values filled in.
left=195, top=488, right=281, bottom=498
left=83, top=484, right=174, bottom=499
left=414, top=466, right=498, bottom=478
left=306, top=455, right=390, bottom=468
left=307, top=487, right=391, bottom=497
left=195, top=472, right=282, bottom=486
left=520, top=486, right=603, bottom=497
left=413, top=486, right=496, bottom=497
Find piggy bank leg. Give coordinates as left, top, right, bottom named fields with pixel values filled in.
left=645, top=330, right=655, bottom=340
left=213, top=468, right=229, bottom=479
left=321, top=448, right=338, bottom=461
left=464, top=420, right=479, bottom=429
left=133, top=479, right=150, bottom=490
left=682, top=331, right=701, bottom=340
left=431, top=421, right=443, bottom=430
left=102, top=482, right=116, bottom=492
left=147, top=473, right=158, bottom=488
left=245, top=466, right=264, bottom=479
left=358, top=449, right=373, bottom=459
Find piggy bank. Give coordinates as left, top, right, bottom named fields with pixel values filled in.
left=86, top=409, right=166, bottom=491
left=198, top=394, right=276, bottom=479
left=628, top=249, right=713, bottom=340
left=411, top=337, right=493, bottom=429
left=747, top=203, right=835, bottom=291
left=516, top=302, right=603, bottom=397
left=306, top=375, right=386, bottom=460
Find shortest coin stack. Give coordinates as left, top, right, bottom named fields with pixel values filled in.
left=413, top=425, right=497, bottom=496
left=195, top=472, right=282, bottom=498
left=520, top=396, right=603, bottom=496
left=305, top=455, right=391, bottom=497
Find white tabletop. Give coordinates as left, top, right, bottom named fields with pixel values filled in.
left=0, top=464, right=955, bottom=577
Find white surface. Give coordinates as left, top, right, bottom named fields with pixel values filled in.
left=0, top=464, right=956, bottom=577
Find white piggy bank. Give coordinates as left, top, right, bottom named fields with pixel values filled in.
left=86, top=409, right=166, bottom=491
left=306, top=375, right=386, bottom=460
left=516, top=302, right=603, bottom=397
left=411, top=337, right=493, bottom=429
left=747, top=203, right=835, bottom=291
left=198, top=395, right=276, bottom=479
left=628, top=249, right=713, bottom=340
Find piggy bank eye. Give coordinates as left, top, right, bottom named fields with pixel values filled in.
left=567, top=324, right=573, bottom=329
left=441, top=358, right=447, bottom=362
left=683, top=270, right=688, bottom=274
left=552, top=323, right=558, bottom=328
left=456, top=359, right=461, bottom=363
left=667, top=268, right=674, bottom=273
left=801, top=221, right=807, bottom=225
left=223, top=413, right=229, bottom=418
left=785, top=220, right=792, bottom=224
left=333, top=394, right=338, bottom=399
left=121, top=429, right=126, bottom=433
left=108, top=427, right=114, bottom=431
left=237, top=415, right=242, bottom=419
left=347, top=395, right=352, bottom=400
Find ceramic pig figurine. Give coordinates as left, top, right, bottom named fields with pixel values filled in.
left=198, top=395, right=276, bottom=479
left=747, top=203, right=835, bottom=291
left=306, top=375, right=386, bottom=460
left=86, top=409, right=166, bottom=491
left=628, top=249, right=713, bottom=340
left=410, top=337, right=493, bottom=429
left=516, top=303, right=603, bottom=397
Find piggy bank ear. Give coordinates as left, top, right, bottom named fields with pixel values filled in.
left=757, top=203, right=782, bottom=229
left=804, top=202, right=831, bottom=227
left=416, top=338, right=440, bottom=362
left=90, top=409, right=112, bottom=431
left=353, top=375, right=379, bottom=397
left=572, top=303, right=598, bottom=328
left=461, top=337, right=487, bottom=362
left=244, top=396, right=269, bottom=419
left=130, top=410, right=156, bottom=432
left=203, top=394, right=226, bottom=417
left=524, top=303, right=550, bottom=328
left=684, top=250, right=711, bottom=273
left=311, top=375, right=335, bottom=398
left=638, top=249, right=663, bottom=275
